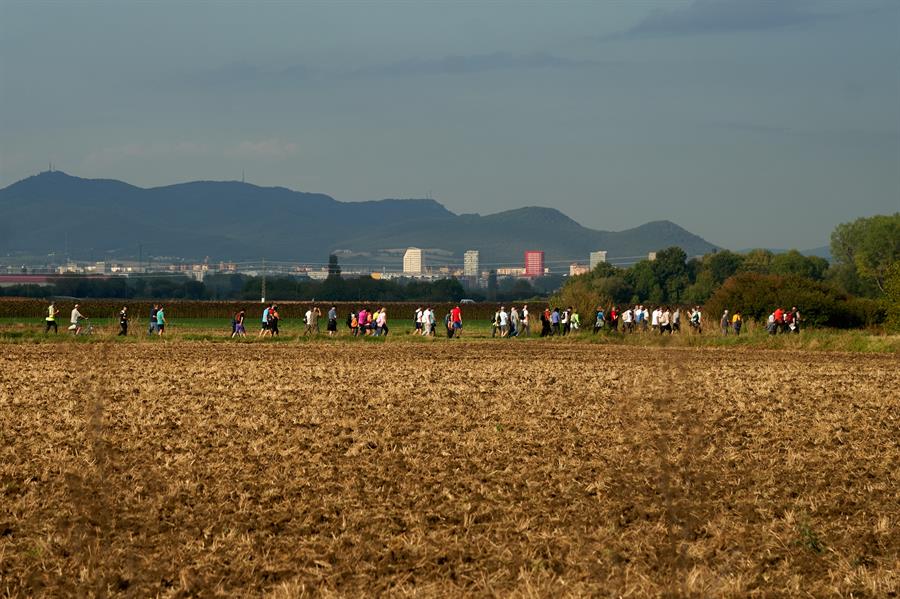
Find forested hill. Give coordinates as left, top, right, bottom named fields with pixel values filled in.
left=0, top=171, right=718, bottom=264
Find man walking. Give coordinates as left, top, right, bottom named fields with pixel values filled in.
left=520, top=304, right=530, bottom=336
left=70, top=304, right=85, bottom=335
left=118, top=306, right=128, bottom=336
left=45, top=302, right=59, bottom=334
left=450, top=304, right=463, bottom=338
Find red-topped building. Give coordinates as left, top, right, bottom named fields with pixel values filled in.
left=524, top=250, right=544, bottom=277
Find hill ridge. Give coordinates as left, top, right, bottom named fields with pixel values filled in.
left=0, top=171, right=719, bottom=265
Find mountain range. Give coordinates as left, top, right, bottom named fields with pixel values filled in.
left=0, top=171, right=719, bottom=267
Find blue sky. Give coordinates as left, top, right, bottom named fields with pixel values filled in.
left=1, top=0, right=898, bottom=250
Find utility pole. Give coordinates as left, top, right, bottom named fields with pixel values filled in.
left=261, top=258, right=266, bottom=303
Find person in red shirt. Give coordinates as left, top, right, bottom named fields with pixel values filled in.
left=450, top=305, right=463, bottom=337
left=773, top=307, right=784, bottom=333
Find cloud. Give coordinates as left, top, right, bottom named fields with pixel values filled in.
left=224, top=139, right=298, bottom=159
left=353, top=52, right=605, bottom=78
left=618, top=0, right=828, bottom=39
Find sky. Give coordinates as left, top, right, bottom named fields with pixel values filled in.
left=1, top=0, right=898, bottom=250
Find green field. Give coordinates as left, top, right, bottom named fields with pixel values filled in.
left=2, top=316, right=897, bottom=352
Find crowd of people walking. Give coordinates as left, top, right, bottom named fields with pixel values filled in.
left=38, top=301, right=804, bottom=339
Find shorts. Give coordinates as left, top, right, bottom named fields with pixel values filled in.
left=261, top=322, right=268, bottom=330
left=157, top=324, right=165, bottom=332
left=453, top=321, right=462, bottom=329
left=327, top=319, right=337, bottom=332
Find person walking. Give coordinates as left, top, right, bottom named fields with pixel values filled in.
left=149, top=304, right=159, bottom=336
left=451, top=304, right=463, bottom=338
left=376, top=308, right=388, bottom=336
left=268, top=304, right=280, bottom=336
left=304, top=306, right=315, bottom=336
left=259, top=304, right=271, bottom=337
left=426, top=307, right=436, bottom=336
left=520, top=305, right=530, bottom=337
left=327, top=305, right=338, bottom=336
left=732, top=311, right=742, bottom=335
left=509, top=306, right=519, bottom=337
left=540, top=307, right=552, bottom=337
left=232, top=310, right=246, bottom=338
left=118, top=306, right=128, bottom=336
left=70, top=304, right=85, bottom=335
left=551, top=307, right=561, bottom=336
left=570, top=308, right=580, bottom=332
left=660, top=307, right=672, bottom=334
left=791, top=307, right=801, bottom=334
left=444, top=310, right=455, bottom=338
left=498, top=306, right=509, bottom=337
left=720, top=310, right=730, bottom=335
left=593, top=306, right=605, bottom=333
left=45, top=302, right=59, bottom=334
left=689, top=306, right=702, bottom=334
left=155, top=305, right=166, bottom=335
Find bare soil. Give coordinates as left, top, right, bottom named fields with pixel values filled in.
left=1, top=343, right=897, bottom=597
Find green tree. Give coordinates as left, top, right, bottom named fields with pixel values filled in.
left=831, top=213, right=900, bottom=293
left=770, top=250, right=828, bottom=281
left=885, top=261, right=900, bottom=331
left=741, top=249, right=774, bottom=274
left=651, top=246, right=689, bottom=303
left=705, top=250, right=745, bottom=284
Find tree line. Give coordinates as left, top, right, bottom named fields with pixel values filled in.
left=555, top=213, right=898, bottom=329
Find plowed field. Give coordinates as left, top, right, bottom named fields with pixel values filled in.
left=1, top=343, right=898, bottom=597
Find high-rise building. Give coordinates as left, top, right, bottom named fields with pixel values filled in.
left=463, top=250, right=480, bottom=277
left=524, top=250, right=544, bottom=277
left=589, top=251, right=607, bottom=270
left=403, top=247, right=423, bottom=275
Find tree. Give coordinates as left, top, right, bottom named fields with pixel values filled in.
left=705, top=250, right=744, bottom=284
left=831, top=213, right=900, bottom=293
left=885, top=261, right=900, bottom=332
left=770, top=250, right=828, bottom=281
left=651, top=246, right=689, bottom=303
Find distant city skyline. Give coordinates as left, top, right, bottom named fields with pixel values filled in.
left=1, top=1, right=897, bottom=251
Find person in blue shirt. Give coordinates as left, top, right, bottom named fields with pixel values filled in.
left=259, top=304, right=271, bottom=337
left=594, top=307, right=605, bottom=333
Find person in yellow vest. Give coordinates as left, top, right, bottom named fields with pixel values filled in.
left=732, top=311, right=743, bottom=335
left=44, top=302, right=59, bottom=334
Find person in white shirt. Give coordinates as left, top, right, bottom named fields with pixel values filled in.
left=521, top=305, right=530, bottom=336
left=70, top=304, right=85, bottom=334
left=660, top=307, right=672, bottom=334
left=415, top=308, right=423, bottom=335
left=641, top=306, right=650, bottom=331
left=651, top=307, right=661, bottom=333
left=498, top=307, right=509, bottom=337
left=622, top=308, right=633, bottom=333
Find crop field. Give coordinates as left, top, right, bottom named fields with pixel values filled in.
left=1, top=342, right=898, bottom=597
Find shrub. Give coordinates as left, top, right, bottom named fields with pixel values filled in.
left=704, top=273, right=884, bottom=328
